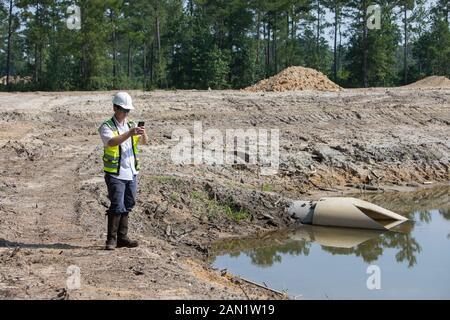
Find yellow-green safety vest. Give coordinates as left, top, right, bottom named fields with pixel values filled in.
left=101, top=118, right=140, bottom=175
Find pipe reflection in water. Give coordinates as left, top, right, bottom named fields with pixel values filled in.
left=290, top=225, right=384, bottom=249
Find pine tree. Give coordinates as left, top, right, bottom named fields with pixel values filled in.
left=345, top=0, right=372, bottom=87
left=399, top=0, right=417, bottom=85
left=16, top=0, right=53, bottom=88
left=5, top=0, right=14, bottom=89
left=324, top=0, right=345, bottom=82
left=0, top=1, right=7, bottom=81
left=78, top=0, right=113, bottom=89
left=346, top=1, right=401, bottom=87
left=413, top=1, right=450, bottom=78
left=46, top=1, right=66, bottom=90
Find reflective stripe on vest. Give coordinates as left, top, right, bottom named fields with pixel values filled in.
left=101, top=118, right=140, bottom=175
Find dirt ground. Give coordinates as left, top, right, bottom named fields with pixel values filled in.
left=0, top=88, right=449, bottom=299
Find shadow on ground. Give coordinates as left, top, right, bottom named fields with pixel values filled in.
left=0, top=238, right=82, bottom=250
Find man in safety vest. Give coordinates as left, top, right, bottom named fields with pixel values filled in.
left=98, top=92, right=148, bottom=250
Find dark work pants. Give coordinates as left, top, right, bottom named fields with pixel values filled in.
left=105, top=174, right=137, bottom=215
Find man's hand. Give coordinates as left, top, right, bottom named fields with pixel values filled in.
left=138, top=126, right=149, bottom=145
left=107, top=126, right=147, bottom=147
left=129, top=127, right=145, bottom=137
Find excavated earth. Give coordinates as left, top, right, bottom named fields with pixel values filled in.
left=244, top=66, right=342, bottom=92
left=0, top=88, right=449, bottom=299
left=404, top=76, right=450, bottom=89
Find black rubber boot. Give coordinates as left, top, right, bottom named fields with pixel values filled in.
left=117, top=214, right=139, bottom=248
left=105, top=213, right=121, bottom=250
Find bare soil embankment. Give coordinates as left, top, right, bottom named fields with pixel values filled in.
left=404, top=76, right=450, bottom=89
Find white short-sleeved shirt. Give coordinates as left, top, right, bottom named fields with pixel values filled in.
left=99, top=116, right=138, bottom=181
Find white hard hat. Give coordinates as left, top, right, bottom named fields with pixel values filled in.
left=113, top=92, right=134, bottom=110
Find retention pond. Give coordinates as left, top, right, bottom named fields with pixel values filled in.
left=211, top=186, right=450, bottom=299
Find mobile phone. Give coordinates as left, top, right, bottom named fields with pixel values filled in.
left=138, top=121, right=145, bottom=127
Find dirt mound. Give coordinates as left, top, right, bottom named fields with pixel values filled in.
left=1, top=140, right=41, bottom=161
left=0, top=75, right=32, bottom=86
left=245, top=66, right=342, bottom=92
left=404, top=76, right=450, bottom=89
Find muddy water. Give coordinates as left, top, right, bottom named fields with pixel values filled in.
left=211, top=186, right=450, bottom=299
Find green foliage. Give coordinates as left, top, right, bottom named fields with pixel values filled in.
left=206, top=198, right=250, bottom=221
left=344, top=1, right=402, bottom=87
left=151, top=175, right=179, bottom=184
left=0, top=0, right=448, bottom=91
left=189, top=189, right=250, bottom=221
left=412, top=9, right=450, bottom=79
left=261, top=183, right=274, bottom=192
left=190, top=190, right=204, bottom=200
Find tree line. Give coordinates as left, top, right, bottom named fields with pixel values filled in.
left=0, top=0, right=449, bottom=91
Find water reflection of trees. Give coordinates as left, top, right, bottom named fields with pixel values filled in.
left=244, top=241, right=311, bottom=267
left=321, top=229, right=421, bottom=268
left=210, top=229, right=311, bottom=267
left=417, top=211, right=432, bottom=223
left=212, top=224, right=422, bottom=268
left=441, top=209, right=450, bottom=239
left=440, top=208, right=450, bottom=220
left=211, top=186, right=449, bottom=268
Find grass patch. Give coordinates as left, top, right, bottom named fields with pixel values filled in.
left=189, top=189, right=250, bottom=221
left=206, top=199, right=250, bottom=221
left=170, top=192, right=180, bottom=202
left=151, top=175, right=179, bottom=184
left=190, top=190, right=205, bottom=200
left=261, top=183, right=274, bottom=192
